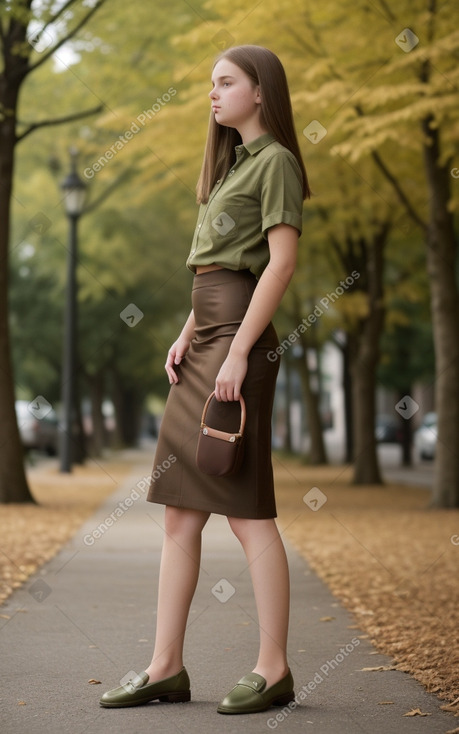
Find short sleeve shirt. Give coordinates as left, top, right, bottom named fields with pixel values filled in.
left=186, top=133, right=303, bottom=279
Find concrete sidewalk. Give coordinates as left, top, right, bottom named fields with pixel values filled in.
left=0, top=448, right=454, bottom=734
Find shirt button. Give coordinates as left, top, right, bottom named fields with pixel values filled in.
left=197, top=223, right=202, bottom=229
left=228, top=170, right=235, bottom=176
left=190, top=248, right=196, bottom=254
left=216, top=179, right=221, bottom=183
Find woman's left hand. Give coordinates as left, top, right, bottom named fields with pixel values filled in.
left=214, top=353, right=248, bottom=402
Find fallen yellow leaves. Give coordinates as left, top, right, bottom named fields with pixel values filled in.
left=276, top=460, right=459, bottom=717
left=442, top=698, right=459, bottom=714
left=403, top=708, right=432, bottom=717
left=0, top=458, right=132, bottom=605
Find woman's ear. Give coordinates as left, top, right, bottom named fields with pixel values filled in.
left=255, top=86, right=262, bottom=104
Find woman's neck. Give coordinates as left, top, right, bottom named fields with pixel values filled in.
left=237, top=121, right=269, bottom=146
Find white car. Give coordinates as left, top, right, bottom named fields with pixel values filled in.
left=15, top=400, right=59, bottom=456
left=414, top=412, right=437, bottom=460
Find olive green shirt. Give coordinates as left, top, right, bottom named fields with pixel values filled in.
left=186, top=133, right=303, bottom=278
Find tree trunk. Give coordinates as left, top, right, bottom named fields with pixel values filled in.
left=422, top=119, right=459, bottom=507
left=0, top=2, right=107, bottom=501
left=296, top=342, right=328, bottom=464
left=88, top=371, right=105, bottom=457
left=111, top=370, right=144, bottom=447
left=334, top=334, right=354, bottom=464
left=350, top=230, right=387, bottom=485
left=120, top=388, right=143, bottom=446
left=110, top=371, right=125, bottom=448
left=288, top=290, right=327, bottom=464
left=73, top=378, right=87, bottom=464
left=397, top=388, right=413, bottom=467
left=342, top=338, right=354, bottom=464
left=0, top=36, right=35, bottom=502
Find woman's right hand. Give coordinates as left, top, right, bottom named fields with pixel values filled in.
left=165, top=335, right=191, bottom=384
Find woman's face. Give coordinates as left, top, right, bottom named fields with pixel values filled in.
left=209, top=58, right=261, bottom=130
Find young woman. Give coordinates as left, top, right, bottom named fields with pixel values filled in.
left=100, top=44, right=310, bottom=715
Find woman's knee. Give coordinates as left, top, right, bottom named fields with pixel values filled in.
left=164, top=505, right=209, bottom=537
left=227, top=516, right=278, bottom=544
left=227, top=516, right=257, bottom=542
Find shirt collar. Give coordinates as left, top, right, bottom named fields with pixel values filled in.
left=236, top=133, right=276, bottom=157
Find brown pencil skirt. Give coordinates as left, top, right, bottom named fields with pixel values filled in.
left=146, top=268, right=280, bottom=518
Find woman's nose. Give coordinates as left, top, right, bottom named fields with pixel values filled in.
left=209, top=87, right=218, bottom=100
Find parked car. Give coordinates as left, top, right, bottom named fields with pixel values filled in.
left=414, top=411, right=437, bottom=460
left=375, top=414, right=402, bottom=443
left=15, top=400, right=59, bottom=456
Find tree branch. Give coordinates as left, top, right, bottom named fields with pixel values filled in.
left=25, top=0, right=108, bottom=76
left=352, top=104, right=427, bottom=233
left=38, top=0, right=81, bottom=38
left=16, top=104, right=103, bottom=143
left=370, top=149, right=427, bottom=233
left=83, top=169, right=134, bottom=214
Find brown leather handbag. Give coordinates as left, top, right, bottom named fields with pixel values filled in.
left=196, top=391, right=246, bottom=476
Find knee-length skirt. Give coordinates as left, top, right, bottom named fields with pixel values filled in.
left=146, top=268, right=280, bottom=518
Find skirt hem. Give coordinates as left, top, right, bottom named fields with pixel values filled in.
left=147, top=494, right=277, bottom=520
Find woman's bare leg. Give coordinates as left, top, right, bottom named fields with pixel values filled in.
left=144, top=505, right=210, bottom=681
left=227, top=516, right=290, bottom=689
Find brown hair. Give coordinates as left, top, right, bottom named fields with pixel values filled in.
left=196, top=45, right=310, bottom=204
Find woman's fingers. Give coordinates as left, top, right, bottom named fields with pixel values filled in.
left=165, top=349, right=180, bottom=384
left=215, top=355, right=247, bottom=401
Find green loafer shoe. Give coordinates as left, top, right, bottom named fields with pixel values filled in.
left=99, top=667, right=191, bottom=708
left=217, top=669, right=294, bottom=715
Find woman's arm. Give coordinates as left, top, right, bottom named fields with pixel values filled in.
left=165, top=309, right=196, bottom=384
left=214, top=223, right=299, bottom=401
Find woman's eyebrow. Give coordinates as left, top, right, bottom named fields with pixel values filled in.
left=211, top=75, right=236, bottom=84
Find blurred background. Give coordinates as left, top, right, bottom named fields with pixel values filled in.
left=1, top=0, right=458, bottom=506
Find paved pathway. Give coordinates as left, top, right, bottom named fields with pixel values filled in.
left=0, top=449, right=454, bottom=733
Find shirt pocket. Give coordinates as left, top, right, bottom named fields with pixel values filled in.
left=207, top=199, right=243, bottom=244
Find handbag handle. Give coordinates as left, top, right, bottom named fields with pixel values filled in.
left=200, top=391, right=246, bottom=437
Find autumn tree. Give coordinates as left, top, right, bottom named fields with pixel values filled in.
left=322, top=0, right=459, bottom=505
left=0, top=0, right=108, bottom=502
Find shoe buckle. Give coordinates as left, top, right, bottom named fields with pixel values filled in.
left=120, top=670, right=144, bottom=694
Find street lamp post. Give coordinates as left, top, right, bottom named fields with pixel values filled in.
left=60, top=149, right=86, bottom=473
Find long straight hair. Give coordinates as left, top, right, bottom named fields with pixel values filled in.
left=196, top=45, right=310, bottom=204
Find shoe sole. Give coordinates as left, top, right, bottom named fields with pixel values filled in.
left=100, top=690, right=191, bottom=708
left=217, top=691, right=295, bottom=715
